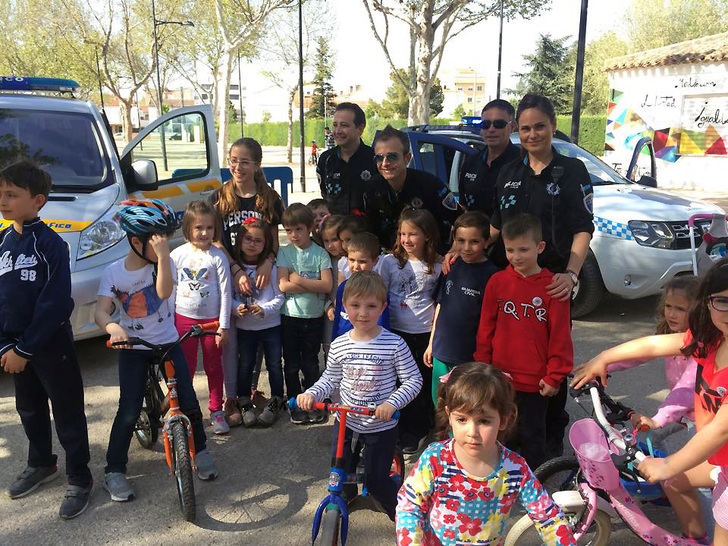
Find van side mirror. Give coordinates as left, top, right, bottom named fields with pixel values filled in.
left=637, top=174, right=657, bottom=188
left=131, top=160, right=158, bottom=189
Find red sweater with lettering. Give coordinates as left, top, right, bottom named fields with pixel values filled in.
left=473, top=265, right=573, bottom=393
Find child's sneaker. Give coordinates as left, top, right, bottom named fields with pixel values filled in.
left=310, top=408, right=328, bottom=424
left=59, top=480, right=93, bottom=519
left=223, top=397, right=242, bottom=427
left=289, top=406, right=309, bottom=425
left=195, top=449, right=218, bottom=480
left=8, top=465, right=58, bottom=499
left=258, top=397, right=283, bottom=427
left=240, top=397, right=257, bottom=427
left=103, top=472, right=134, bottom=502
left=211, top=411, right=230, bottom=434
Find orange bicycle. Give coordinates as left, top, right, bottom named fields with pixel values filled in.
left=106, top=321, right=219, bottom=521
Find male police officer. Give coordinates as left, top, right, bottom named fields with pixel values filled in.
left=317, top=103, right=376, bottom=215
left=459, top=99, right=520, bottom=216
left=363, top=125, right=459, bottom=251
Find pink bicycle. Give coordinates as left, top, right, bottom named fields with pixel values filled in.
left=505, top=380, right=708, bottom=545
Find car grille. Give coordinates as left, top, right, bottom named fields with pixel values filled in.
left=669, top=219, right=712, bottom=250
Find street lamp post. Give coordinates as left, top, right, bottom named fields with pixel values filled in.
left=571, top=0, right=589, bottom=144
left=298, top=0, right=306, bottom=192
left=151, top=0, right=194, bottom=170
left=496, top=0, right=504, bottom=99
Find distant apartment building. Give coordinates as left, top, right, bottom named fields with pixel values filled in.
left=440, top=68, right=488, bottom=118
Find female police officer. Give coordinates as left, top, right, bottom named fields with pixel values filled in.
left=490, top=93, right=594, bottom=458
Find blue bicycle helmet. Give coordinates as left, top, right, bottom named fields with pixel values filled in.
left=116, top=198, right=179, bottom=237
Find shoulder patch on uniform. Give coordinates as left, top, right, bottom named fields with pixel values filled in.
left=583, top=193, right=594, bottom=214
left=442, top=192, right=458, bottom=211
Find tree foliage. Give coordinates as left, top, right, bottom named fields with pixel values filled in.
left=625, top=0, right=728, bottom=51
left=362, top=0, right=550, bottom=124
left=307, top=37, right=336, bottom=119
left=371, top=70, right=444, bottom=118
left=512, top=34, right=573, bottom=115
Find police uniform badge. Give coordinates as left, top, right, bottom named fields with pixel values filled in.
left=546, top=182, right=560, bottom=196
left=442, top=191, right=458, bottom=211
left=410, top=197, right=424, bottom=209
left=360, top=170, right=371, bottom=181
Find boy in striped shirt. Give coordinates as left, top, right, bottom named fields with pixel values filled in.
left=297, top=271, right=422, bottom=520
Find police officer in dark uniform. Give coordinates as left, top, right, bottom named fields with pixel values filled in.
left=459, top=99, right=520, bottom=215
left=362, top=125, right=459, bottom=251
left=490, top=94, right=594, bottom=458
left=316, top=102, right=377, bottom=215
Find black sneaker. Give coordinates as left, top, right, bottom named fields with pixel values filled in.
left=59, top=480, right=93, bottom=520
left=8, top=465, right=59, bottom=499
left=311, top=408, right=328, bottom=424
left=289, top=407, right=309, bottom=425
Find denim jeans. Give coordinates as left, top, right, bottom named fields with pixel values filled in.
left=394, top=331, right=432, bottom=443
left=281, top=315, right=323, bottom=399
left=237, top=326, right=284, bottom=399
left=105, top=345, right=206, bottom=474
left=331, top=424, right=398, bottom=521
left=13, top=323, right=92, bottom=486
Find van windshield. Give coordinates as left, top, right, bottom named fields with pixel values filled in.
left=0, top=108, right=112, bottom=191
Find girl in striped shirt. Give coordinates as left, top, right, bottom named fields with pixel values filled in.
left=297, top=271, right=422, bottom=520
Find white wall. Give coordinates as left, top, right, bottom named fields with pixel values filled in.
left=605, top=62, right=728, bottom=192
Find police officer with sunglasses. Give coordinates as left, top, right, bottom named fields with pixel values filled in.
left=458, top=99, right=520, bottom=216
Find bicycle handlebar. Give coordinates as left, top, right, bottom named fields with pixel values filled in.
left=106, top=321, right=220, bottom=350
left=287, top=398, right=401, bottom=421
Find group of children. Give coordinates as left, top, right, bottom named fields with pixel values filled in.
left=3, top=155, right=727, bottom=546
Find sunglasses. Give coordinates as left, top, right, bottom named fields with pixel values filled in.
left=481, top=119, right=509, bottom=130
left=374, top=152, right=400, bottom=163
left=708, top=295, right=728, bottom=312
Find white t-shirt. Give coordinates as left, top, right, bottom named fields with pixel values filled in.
left=378, top=253, right=442, bottom=334
left=97, top=258, right=178, bottom=347
left=170, top=243, right=232, bottom=328
left=232, top=264, right=284, bottom=331
left=337, top=256, right=350, bottom=282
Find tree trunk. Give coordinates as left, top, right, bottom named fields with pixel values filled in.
left=120, top=98, right=134, bottom=143
left=407, top=9, right=435, bottom=125
left=216, top=49, right=233, bottom=163
left=287, top=87, right=296, bottom=164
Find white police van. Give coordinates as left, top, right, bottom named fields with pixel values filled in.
left=0, top=77, right=223, bottom=339
left=404, top=123, right=724, bottom=317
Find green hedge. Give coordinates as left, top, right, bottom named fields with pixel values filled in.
left=230, top=115, right=607, bottom=157
left=228, top=118, right=452, bottom=148
left=556, top=115, right=606, bottom=156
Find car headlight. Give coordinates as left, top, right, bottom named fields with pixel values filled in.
left=628, top=220, right=674, bottom=249
left=77, top=207, right=126, bottom=259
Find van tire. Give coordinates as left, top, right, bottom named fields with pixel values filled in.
left=572, top=251, right=605, bottom=318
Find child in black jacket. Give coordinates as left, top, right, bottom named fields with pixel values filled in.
left=0, top=160, right=92, bottom=519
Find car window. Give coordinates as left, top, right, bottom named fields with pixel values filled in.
left=130, top=112, right=209, bottom=184
left=552, top=141, right=625, bottom=186
left=0, top=108, right=112, bottom=191
left=415, top=141, right=456, bottom=182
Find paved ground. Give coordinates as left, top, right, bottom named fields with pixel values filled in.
left=0, top=291, right=696, bottom=545
left=0, top=153, right=720, bottom=544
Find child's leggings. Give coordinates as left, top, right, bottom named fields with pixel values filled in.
left=175, top=313, right=224, bottom=413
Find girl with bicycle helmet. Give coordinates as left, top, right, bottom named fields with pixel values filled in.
left=95, top=198, right=218, bottom=503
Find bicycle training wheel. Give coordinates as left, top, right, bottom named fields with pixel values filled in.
left=504, top=509, right=611, bottom=546
left=134, top=379, right=162, bottom=449
left=316, top=506, right=341, bottom=546
left=170, top=421, right=196, bottom=522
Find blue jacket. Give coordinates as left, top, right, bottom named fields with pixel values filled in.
left=0, top=218, right=74, bottom=359
left=331, top=279, right=390, bottom=340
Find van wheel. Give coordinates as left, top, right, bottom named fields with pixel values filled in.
left=572, top=251, right=605, bottom=318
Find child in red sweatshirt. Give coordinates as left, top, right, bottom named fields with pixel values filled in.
left=474, top=213, right=572, bottom=470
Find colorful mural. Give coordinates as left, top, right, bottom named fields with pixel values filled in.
left=605, top=88, right=728, bottom=161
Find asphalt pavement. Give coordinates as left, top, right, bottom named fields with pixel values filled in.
left=0, top=291, right=695, bottom=545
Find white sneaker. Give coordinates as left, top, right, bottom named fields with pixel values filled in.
left=211, top=411, right=230, bottom=435
left=195, top=449, right=218, bottom=480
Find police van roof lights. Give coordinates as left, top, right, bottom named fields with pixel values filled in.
left=0, top=77, right=81, bottom=93
left=460, top=116, right=482, bottom=126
